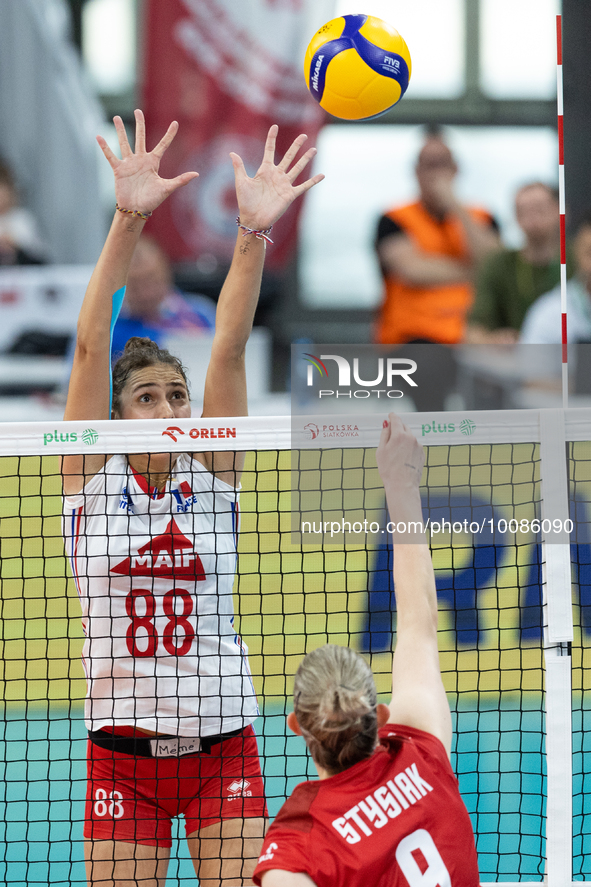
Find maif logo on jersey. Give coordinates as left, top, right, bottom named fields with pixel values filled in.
left=110, top=518, right=206, bottom=580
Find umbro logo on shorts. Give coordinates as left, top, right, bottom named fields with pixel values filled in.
left=227, top=779, right=252, bottom=799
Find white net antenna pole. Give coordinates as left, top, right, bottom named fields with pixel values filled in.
left=539, top=409, right=573, bottom=887
left=557, top=14, right=568, bottom=408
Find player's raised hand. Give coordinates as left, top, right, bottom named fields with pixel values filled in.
left=230, top=125, right=324, bottom=232
left=377, top=414, right=425, bottom=493
left=96, top=109, right=198, bottom=216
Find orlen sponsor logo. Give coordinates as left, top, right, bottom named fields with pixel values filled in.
left=162, top=425, right=237, bottom=443
left=258, top=842, right=278, bottom=863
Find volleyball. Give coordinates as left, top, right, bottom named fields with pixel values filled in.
left=304, top=13, right=411, bottom=121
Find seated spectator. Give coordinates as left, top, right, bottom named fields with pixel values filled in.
left=468, top=182, right=574, bottom=343
left=520, top=216, right=591, bottom=343
left=374, top=130, right=499, bottom=345
left=111, top=235, right=217, bottom=358
left=0, top=158, right=47, bottom=265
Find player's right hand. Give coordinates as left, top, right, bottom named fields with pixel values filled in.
left=376, top=413, right=425, bottom=493
left=97, top=109, right=199, bottom=217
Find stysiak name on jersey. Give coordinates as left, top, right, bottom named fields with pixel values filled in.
left=332, top=762, right=434, bottom=844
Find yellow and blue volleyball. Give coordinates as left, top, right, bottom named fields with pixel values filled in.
left=304, top=14, right=411, bottom=121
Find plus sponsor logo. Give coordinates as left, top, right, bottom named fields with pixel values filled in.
left=226, top=779, right=252, bottom=800
left=43, top=428, right=99, bottom=446
left=302, top=352, right=417, bottom=401
left=110, top=518, right=206, bottom=580
left=421, top=418, right=477, bottom=438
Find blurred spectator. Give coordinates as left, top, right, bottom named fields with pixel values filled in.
left=111, top=236, right=217, bottom=358
left=374, top=131, right=499, bottom=345
left=520, top=216, right=591, bottom=344
left=0, top=158, right=47, bottom=265
left=468, top=183, right=574, bottom=343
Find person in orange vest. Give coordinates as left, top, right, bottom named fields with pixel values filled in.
left=375, top=132, right=500, bottom=346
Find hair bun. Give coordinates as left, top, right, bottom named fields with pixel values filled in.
left=123, top=336, right=159, bottom=355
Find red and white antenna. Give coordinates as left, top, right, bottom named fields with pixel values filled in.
left=557, top=14, right=568, bottom=407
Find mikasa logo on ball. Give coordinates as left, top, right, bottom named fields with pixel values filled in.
left=311, top=55, right=324, bottom=91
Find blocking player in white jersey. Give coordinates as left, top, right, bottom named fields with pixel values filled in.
left=61, top=110, right=323, bottom=887
left=253, top=415, right=480, bottom=887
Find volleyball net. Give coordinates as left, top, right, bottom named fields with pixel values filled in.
left=0, top=409, right=585, bottom=885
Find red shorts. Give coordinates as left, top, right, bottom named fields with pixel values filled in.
left=85, top=725, right=268, bottom=847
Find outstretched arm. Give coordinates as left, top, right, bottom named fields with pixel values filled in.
left=199, top=126, right=323, bottom=482
left=62, top=110, right=198, bottom=495
left=376, top=414, right=452, bottom=756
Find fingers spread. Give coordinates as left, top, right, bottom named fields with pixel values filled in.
left=134, top=109, right=146, bottom=154
left=262, top=124, right=279, bottom=163
left=113, top=116, right=132, bottom=158
left=152, top=120, right=180, bottom=158
left=277, top=133, right=308, bottom=172
left=96, top=135, right=119, bottom=169
left=287, top=146, right=317, bottom=182
left=292, top=172, right=325, bottom=198
left=165, top=171, right=199, bottom=192
left=229, top=151, right=247, bottom=179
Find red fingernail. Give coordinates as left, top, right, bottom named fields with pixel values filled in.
left=383, top=420, right=389, bottom=428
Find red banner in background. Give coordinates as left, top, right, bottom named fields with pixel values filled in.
left=141, top=0, right=329, bottom=270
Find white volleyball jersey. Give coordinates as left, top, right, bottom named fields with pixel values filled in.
left=63, top=453, right=258, bottom=736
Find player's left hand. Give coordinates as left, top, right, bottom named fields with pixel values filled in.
left=230, top=125, right=324, bottom=232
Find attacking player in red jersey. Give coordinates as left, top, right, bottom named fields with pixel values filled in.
left=253, top=413, right=480, bottom=887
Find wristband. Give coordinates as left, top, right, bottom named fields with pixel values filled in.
left=116, top=203, right=152, bottom=221
left=236, top=217, right=274, bottom=245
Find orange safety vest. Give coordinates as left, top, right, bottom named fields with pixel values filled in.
left=376, top=201, right=493, bottom=345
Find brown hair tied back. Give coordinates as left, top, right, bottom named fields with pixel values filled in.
left=111, top=337, right=189, bottom=418
left=294, top=644, right=378, bottom=775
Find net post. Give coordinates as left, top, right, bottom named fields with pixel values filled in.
left=539, top=408, right=573, bottom=887
left=557, top=14, right=568, bottom=408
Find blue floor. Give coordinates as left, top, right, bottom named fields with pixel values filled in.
left=0, top=699, right=581, bottom=885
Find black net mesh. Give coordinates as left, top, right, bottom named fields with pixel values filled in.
left=569, top=440, right=591, bottom=879
left=0, top=441, right=552, bottom=883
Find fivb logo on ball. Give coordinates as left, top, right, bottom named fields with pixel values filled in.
left=302, top=350, right=417, bottom=401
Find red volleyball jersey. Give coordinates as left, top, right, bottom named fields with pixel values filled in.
left=253, top=723, right=479, bottom=887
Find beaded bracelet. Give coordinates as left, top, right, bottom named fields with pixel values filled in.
left=236, top=217, right=274, bottom=245
left=116, top=203, right=153, bottom=221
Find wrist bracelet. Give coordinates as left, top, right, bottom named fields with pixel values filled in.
left=116, top=203, right=152, bottom=221
left=236, top=217, right=274, bottom=244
